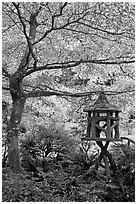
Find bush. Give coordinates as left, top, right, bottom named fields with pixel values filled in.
left=20, top=124, right=78, bottom=174
left=107, top=142, right=135, bottom=201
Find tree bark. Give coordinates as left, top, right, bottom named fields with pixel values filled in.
left=7, top=75, right=26, bottom=174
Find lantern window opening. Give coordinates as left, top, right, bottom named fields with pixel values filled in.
left=100, top=121, right=106, bottom=127
left=110, top=112, right=116, bottom=117
left=100, top=131, right=106, bottom=138
left=100, top=113, right=107, bottom=117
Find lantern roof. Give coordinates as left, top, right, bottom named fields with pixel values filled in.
left=84, top=91, right=121, bottom=112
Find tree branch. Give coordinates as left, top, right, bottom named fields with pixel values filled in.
left=78, top=21, right=125, bottom=36
left=25, top=58, right=135, bottom=77
left=2, top=86, right=10, bottom=91
left=53, top=2, right=67, bottom=18
left=26, top=88, right=135, bottom=98
left=63, top=27, right=118, bottom=42
left=118, top=64, right=135, bottom=80
left=33, top=4, right=88, bottom=45
left=2, top=23, right=17, bottom=33
left=13, top=2, right=37, bottom=66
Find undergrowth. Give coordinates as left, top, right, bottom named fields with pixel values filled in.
left=2, top=131, right=135, bottom=202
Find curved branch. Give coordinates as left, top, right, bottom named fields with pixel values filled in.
left=2, top=86, right=10, bottom=91
left=119, top=64, right=135, bottom=80
left=33, top=4, right=88, bottom=45
left=25, top=58, right=135, bottom=77
left=63, top=27, right=119, bottom=42
left=53, top=2, right=67, bottom=18
left=26, top=88, right=135, bottom=98
left=79, top=21, right=125, bottom=36
left=2, top=23, right=17, bottom=33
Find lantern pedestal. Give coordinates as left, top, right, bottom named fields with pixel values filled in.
left=95, top=141, right=115, bottom=180
left=81, top=138, right=121, bottom=181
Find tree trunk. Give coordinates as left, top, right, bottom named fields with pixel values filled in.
left=6, top=10, right=38, bottom=174
left=7, top=76, right=26, bottom=174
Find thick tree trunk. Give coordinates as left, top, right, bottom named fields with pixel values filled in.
left=7, top=76, right=26, bottom=174
left=7, top=96, right=26, bottom=174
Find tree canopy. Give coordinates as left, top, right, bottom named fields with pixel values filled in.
left=3, top=2, right=135, bottom=96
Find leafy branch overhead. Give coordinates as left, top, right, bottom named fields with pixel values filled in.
left=2, top=1, right=135, bottom=105
left=2, top=2, right=134, bottom=98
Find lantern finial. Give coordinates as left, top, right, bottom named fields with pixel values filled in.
left=94, top=91, right=109, bottom=108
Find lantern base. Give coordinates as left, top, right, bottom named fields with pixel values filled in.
left=81, top=137, right=122, bottom=142
left=93, top=140, right=117, bottom=181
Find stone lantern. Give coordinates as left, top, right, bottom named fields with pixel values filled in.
left=81, top=91, right=121, bottom=181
